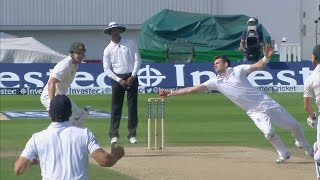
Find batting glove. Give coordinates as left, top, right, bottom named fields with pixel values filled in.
left=307, top=113, right=318, bottom=129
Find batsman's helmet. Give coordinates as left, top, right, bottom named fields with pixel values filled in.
left=69, top=42, right=86, bottom=53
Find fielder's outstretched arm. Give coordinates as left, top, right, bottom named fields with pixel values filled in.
left=160, top=84, right=208, bottom=97
left=249, top=44, right=273, bottom=71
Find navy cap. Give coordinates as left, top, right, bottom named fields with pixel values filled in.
left=50, top=94, right=72, bottom=121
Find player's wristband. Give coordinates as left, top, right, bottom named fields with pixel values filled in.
left=262, top=56, right=270, bottom=63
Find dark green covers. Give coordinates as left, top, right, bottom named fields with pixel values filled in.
left=138, top=9, right=273, bottom=62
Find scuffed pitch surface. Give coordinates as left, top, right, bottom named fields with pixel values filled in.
left=102, top=146, right=314, bottom=180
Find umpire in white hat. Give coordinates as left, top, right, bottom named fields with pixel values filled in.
left=103, top=22, right=141, bottom=144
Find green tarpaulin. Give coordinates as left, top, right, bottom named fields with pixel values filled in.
left=138, top=9, right=274, bottom=63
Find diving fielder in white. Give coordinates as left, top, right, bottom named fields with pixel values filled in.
left=160, top=44, right=313, bottom=163
left=40, top=42, right=91, bottom=126
left=303, top=44, right=320, bottom=179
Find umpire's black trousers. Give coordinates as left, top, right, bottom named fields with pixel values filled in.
left=109, top=74, right=138, bottom=139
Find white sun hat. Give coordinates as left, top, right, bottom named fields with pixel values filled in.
left=104, top=22, right=126, bottom=34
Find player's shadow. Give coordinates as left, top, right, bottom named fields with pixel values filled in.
left=285, top=161, right=314, bottom=165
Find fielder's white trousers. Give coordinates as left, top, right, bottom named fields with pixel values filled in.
left=307, top=108, right=320, bottom=180
left=40, top=93, right=88, bottom=125
left=247, top=106, right=309, bottom=158
left=314, top=116, right=320, bottom=161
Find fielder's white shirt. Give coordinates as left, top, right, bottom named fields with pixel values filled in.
left=103, top=38, right=141, bottom=82
left=42, top=56, right=78, bottom=96
left=304, top=64, right=320, bottom=109
left=203, top=65, right=279, bottom=112
left=20, top=121, right=101, bottom=180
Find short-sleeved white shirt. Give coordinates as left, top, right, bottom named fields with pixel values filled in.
left=20, top=121, right=101, bottom=180
left=304, top=64, right=320, bottom=109
left=203, top=65, right=279, bottom=112
left=42, top=56, right=78, bottom=96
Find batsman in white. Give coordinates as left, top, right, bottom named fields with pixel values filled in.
left=303, top=44, right=320, bottom=179
left=40, top=42, right=91, bottom=126
left=160, top=44, right=313, bottom=163
left=14, top=94, right=125, bottom=179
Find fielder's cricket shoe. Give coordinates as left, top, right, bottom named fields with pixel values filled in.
left=314, top=142, right=319, bottom=158
left=295, top=141, right=314, bottom=157
left=276, top=152, right=291, bottom=164
left=129, top=137, right=138, bottom=144
left=111, top=137, right=118, bottom=144
left=314, top=142, right=318, bottom=154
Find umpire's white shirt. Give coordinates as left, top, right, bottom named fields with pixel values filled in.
left=103, top=38, right=141, bottom=82
left=20, top=121, right=101, bottom=180
left=203, top=65, right=279, bottom=111
left=304, top=64, right=320, bottom=110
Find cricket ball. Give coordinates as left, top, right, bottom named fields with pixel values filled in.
left=159, top=91, right=166, bottom=96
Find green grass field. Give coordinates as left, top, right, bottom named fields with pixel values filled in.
left=0, top=93, right=316, bottom=179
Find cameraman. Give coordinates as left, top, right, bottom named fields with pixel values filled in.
left=239, top=18, right=264, bottom=62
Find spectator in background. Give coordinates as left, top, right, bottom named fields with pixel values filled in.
left=14, top=94, right=125, bottom=179
left=103, top=22, right=141, bottom=144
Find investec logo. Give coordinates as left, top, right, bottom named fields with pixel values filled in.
left=138, top=65, right=166, bottom=86
left=0, top=63, right=315, bottom=90
left=20, top=88, right=43, bottom=95
left=138, top=64, right=215, bottom=87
